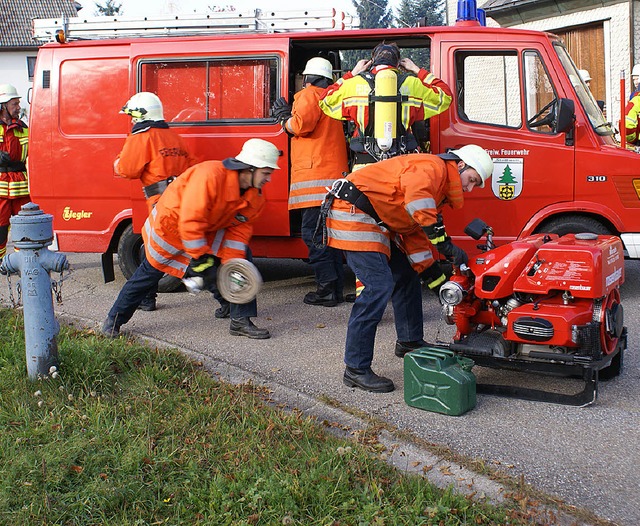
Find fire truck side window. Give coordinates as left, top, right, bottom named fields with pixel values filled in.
left=455, top=51, right=521, bottom=128
left=139, top=57, right=278, bottom=123
left=523, top=51, right=557, bottom=134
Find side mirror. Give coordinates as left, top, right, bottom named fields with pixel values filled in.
left=555, top=98, right=575, bottom=133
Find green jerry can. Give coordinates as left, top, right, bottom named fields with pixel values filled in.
left=403, top=347, right=477, bottom=416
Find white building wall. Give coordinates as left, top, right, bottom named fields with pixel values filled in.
left=2, top=51, right=35, bottom=120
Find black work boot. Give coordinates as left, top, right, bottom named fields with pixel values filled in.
left=343, top=366, right=395, bottom=393
left=215, top=302, right=230, bottom=319
left=100, top=317, right=121, bottom=338
left=303, top=282, right=339, bottom=307
left=137, top=298, right=157, bottom=312
left=394, top=339, right=428, bottom=358
left=229, top=317, right=271, bottom=339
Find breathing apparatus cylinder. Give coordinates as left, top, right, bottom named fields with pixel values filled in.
left=373, top=69, right=398, bottom=152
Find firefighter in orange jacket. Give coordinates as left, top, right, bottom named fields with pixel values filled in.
left=0, top=84, right=30, bottom=260
left=271, top=57, right=349, bottom=306
left=116, top=92, right=196, bottom=213
left=101, top=139, right=280, bottom=339
left=115, top=92, right=197, bottom=311
left=321, top=145, right=493, bottom=393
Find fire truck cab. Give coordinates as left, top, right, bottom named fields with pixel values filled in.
left=27, top=5, right=640, bottom=289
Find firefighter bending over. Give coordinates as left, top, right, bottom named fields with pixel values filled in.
left=271, top=57, right=349, bottom=307
left=319, top=42, right=453, bottom=169
left=320, top=146, right=493, bottom=393
left=101, top=139, right=280, bottom=340
left=115, top=92, right=197, bottom=311
left=0, top=84, right=29, bottom=260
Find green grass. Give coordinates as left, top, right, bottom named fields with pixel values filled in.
left=0, top=309, right=530, bottom=525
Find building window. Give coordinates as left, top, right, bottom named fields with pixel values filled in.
left=27, top=56, right=37, bottom=81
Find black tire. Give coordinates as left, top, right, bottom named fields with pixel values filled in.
left=536, top=215, right=613, bottom=237
left=600, top=348, right=624, bottom=381
left=117, top=223, right=183, bottom=293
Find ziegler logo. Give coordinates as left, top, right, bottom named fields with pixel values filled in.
left=62, top=207, right=93, bottom=221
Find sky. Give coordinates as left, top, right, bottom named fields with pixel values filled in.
left=85, top=0, right=361, bottom=18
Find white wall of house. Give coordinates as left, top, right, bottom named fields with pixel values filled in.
left=2, top=50, right=36, bottom=120
left=446, top=0, right=630, bottom=127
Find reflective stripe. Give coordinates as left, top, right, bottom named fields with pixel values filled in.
left=145, top=220, right=184, bottom=258
left=290, top=179, right=336, bottom=191
left=408, top=250, right=434, bottom=265
left=405, top=197, right=436, bottom=216
left=329, top=209, right=378, bottom=225
left=327, top=226, right=390, bottom=248
left=210, top=229, right=225, bottom=254
left=223, top=239, right=246, bottom=251
left=146, top=239, right=188, bottom=274
left=427, top=272, right=446, bottom=290
left=288, top=193, right=330, bottom=205
left=182, top=238, right=207, bottom=249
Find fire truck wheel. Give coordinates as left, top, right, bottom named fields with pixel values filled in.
left=117, top=224, right=183, bottom=293
left=537, top=215, right=612, bottom=237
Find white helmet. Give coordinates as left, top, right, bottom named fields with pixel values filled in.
left=0, top=84, right=20, bottom=104
left=632, top=65, right=640, bottom=77
left=120, top=92, right=164, bottom=122
left=450, top=145, right=494, bottom=188
left=235, top=139, right=281, bottom=169
left=302, top=57, right=333, bottom=80
left=578, top=69, right=592, bottom=82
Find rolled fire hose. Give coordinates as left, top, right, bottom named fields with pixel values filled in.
left=182, top=259, right=262, bottom=304
left=216, top=258, right=263, bottom=304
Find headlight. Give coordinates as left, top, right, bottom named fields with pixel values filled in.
left=439, top=281, right=466, bottom=306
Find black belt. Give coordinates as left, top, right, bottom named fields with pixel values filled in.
left=143, top=176, right=176, bottom=199
left=0, top=161, right=26, bottom=173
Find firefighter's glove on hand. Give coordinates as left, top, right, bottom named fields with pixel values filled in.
left=423, top=219, right=468, bottom=268
left=0, top=151, right=10, bottom=166
left=271, top=97, right=292, bottom=126
left=438, top=239, right=468, bottom=267
left=186, top=254, right=220, bottom=288
left=420, top=263, right=448, bottom=297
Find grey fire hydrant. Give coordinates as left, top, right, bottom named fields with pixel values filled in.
left=0, top=203, right=69, bottom=379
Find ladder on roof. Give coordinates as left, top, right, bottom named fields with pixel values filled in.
left=32, top=9, right=360, bottom=42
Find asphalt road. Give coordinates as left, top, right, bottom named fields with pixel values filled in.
left=1, top=251, right=638, bottom=526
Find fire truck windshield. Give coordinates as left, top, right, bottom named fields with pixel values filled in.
left=554, top=43, right=613, bottom=137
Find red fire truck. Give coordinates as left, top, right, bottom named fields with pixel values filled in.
left=28, top=4, right=640, bottom=290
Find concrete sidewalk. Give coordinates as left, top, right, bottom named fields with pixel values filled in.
left=2, top=253, right=637, bottom=525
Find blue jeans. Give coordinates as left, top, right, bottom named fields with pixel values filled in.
left=301, top=206, right=344, bottom=293
left=343, top=243, right=423, bottom=369
left=107, top=257, right=256, bottom=328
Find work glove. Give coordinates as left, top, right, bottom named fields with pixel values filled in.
left=419, top=262, right=448, bottom=298
left=185, top=254, right=220, bottom=289
left=0, top=151, right=10, bottom=167
left=271, top=97, right=292, bottom=126
left=423, top=216, right=468, bottom=268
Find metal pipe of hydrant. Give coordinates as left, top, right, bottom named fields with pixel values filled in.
left=0, top=202, right=69, bottom=379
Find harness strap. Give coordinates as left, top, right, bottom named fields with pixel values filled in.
left=143, top=176, right=177, bottom=199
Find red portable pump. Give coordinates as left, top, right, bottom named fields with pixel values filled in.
left=433, top=218, right=626, bottom=405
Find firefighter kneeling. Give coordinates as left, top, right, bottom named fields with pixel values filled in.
left=321, top=145, right=493, bottom=393
left=101, top=139, right=280, bottom=339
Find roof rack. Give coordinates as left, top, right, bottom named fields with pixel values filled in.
left=32, top=9, right=360, bottom=43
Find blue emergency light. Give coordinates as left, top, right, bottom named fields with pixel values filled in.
left=456, top=0, right=479, bottom=22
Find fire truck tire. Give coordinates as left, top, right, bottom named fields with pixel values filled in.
left=537, top=216, right=612, bottom=237
left=117, top=224, right=182, bottom=293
